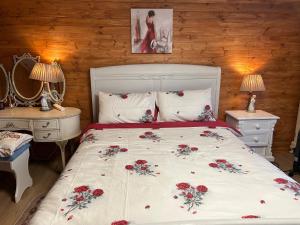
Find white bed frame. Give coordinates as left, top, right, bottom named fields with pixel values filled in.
left=90, top=64, right=221, bottom=122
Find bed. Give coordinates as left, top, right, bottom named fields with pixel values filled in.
left=30, top=64, right=300, bottom=225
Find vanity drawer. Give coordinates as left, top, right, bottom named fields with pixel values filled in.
left=34, top=130, right=60, bottom=141
left=240, top=133, right=269, bottom=146
left=0, top=119, right=30, bottom=130
left=239, top=120, right=271, bottom=133
left=33, top=120, right=59, bottom=130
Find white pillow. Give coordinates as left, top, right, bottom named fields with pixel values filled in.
left=98, top=91, right=156, bottom=123
left=0, top=131, right=33, bottom=157
left=157, top=89, right=215, bottom=122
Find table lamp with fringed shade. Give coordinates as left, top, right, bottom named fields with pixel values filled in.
left=30, top=63, right=64, bottom=111
left=240, top=74, right=266, bottom=113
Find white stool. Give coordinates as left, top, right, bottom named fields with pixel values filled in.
left=0, top=143, right=33, bottom=202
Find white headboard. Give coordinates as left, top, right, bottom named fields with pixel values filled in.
left=90, top=64, right=221, bottom=122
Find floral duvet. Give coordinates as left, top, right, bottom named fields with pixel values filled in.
left=30, top=122, right=300, bottom=225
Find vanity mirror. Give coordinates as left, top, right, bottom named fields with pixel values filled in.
left=0, top=64, right=9, bottom=103
left=0, top=53, right=66, bottom=107
left=11, top=53, right=43, bottom=106
left=47, top=63, right=65, bottom=104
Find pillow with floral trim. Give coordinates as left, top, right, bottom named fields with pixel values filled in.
left=98, top=91, right=156, bottom=123
left=157, top=88, right=216, bottom=122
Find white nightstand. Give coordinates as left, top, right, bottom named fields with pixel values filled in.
left=225, top=110, right=279, bottom=161
left=0, top=107, right=81, bottom=168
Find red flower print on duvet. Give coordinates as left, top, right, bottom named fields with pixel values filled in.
left=139, top=131, right=161, bottom=142
left=125, top=160, right=158, bottom=176
left=209, top=159, right=248, bottom=174
left=99, top=145, right=128, bottom=159
left=80, top=133, right=97, bottom=144
left=274, top=178, right=300, bottom=196
left=111, top=220, right=129, bottom=225
left=174, top=182, right=208, bottom=212
left=61, top=185, right=104, bottom=220
left=200, top=130, right=224, bottom=140
left=242, top=215, right=260, bottom=219
left=174, top=144, right=198, bottom=157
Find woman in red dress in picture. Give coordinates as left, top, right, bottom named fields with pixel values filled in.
left=140, top=10, right=156, bottom=53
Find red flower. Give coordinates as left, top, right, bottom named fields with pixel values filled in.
left=111, top=220, right=129, bottom=225
left=241, top=215, right=260, bottom=219
left=75, top=195, right=84, bottom=201
left=67, top=215, right=73, bottom=221
left=110, top=145, right=119, bottom=148
left=136, top=160, right=147, bottom=165
left=226, top=164, right=233, bottom=168
left=186, top=193, right=193, bottom=199
left=191, top=147, right=198, bottom=151
left=177, top=91, right=184, bottom=96
left=141, top=166, right=147, bottom=170
left=121, top=94, right=128, bottom=99
left=216, top=159, right=227, bottom=163
left=74, top=185, right=89, bottom=193
left=274, top=178, right=288, bottom=184
left=203, top=130, right=211, bottom=134
left=176, top=182, right=190, bottom=190
left=120, top=148, right=128, bottom=152
left=146, top=109, right=152, bottom=115
left=205, top=105, right=211, bottom=110
left=209, top=163, right=218, bottom=168
left=92, top=189, right=104, bottom=197
left=196, top=185, right=208, bottom=193
left=145, top=131, right=153, bottom=135
left=178, top=144, right=188, bottom=148
left=125, top=165, right=134, bottom=170
left=139, top=135, right=146, bottom=138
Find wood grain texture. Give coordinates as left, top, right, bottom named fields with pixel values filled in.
left=0, top=0, right=299, bottom=152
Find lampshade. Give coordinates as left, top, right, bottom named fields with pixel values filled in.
left=30, top=63, right=64, bottom=83
left=240, top=74, right=266, bottom=92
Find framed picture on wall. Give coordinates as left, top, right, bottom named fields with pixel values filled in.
left=131, top=8, right=173, bottom=54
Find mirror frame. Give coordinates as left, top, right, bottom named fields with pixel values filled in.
left=47, top=63, right=66, bottom=104
left=10, top=53, right=43, bottom=106
left=0, top=64, right=9, bottom=103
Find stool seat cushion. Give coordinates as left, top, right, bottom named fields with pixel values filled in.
left=0, top=143, right=30, bottom=161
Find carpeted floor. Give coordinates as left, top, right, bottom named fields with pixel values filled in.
left=14, top=193, right=45, bottom=225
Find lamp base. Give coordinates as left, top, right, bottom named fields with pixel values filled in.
left=246, top=93, right=256, bottom=113
left=40, top=84, right=52, bottom=112
left=246, top=109, right=256, bottom=113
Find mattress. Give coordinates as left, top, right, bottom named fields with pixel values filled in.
left=30, top=122, right=300, bottom=225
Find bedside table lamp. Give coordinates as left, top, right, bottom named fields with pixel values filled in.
left=30, top=63, right=64, bottom=111
left=240, top=74, right=265, bottom=113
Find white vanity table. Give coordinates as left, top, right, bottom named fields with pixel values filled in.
left=0, top=107, right=81, bottom=168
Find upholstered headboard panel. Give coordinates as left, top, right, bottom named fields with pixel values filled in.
left=90, top=64, right=221, bottom=122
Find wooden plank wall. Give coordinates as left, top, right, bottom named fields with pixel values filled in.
left=0, top=0, right=299, bottom=152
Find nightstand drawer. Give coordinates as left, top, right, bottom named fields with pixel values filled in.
left=0, top=119, right=30, bottom=130
left=239, top=120, right=271, bottom=132
left=251, top=146, right=266, bottom=157
left=34, top=130, right=60, bottom=141
left=33, top=120, right=59, bottom=130
left=240, top=133, right=269, bottom=146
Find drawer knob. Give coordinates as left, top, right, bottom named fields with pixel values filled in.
left=42, top=122, right=50, bottom=128
left=255, top=124, right=260, bottom=130
left=43, top=133, right=51, bottom=139
left=254, top=137, right=259, bottom=142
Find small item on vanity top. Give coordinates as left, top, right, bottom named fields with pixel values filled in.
left=53, top=103, right=65, bottom=111
left=0, top=101, right=4, bottom=110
